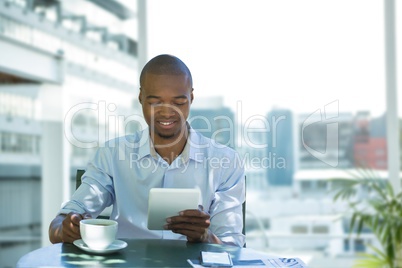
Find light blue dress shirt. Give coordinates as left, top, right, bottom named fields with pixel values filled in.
left=59, top=127, right=245, bottom=246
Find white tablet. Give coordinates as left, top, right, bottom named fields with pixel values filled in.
left=147, top=188, right=201, bottom=230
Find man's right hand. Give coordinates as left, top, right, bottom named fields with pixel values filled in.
left=49, top=212, right=91, bottom=244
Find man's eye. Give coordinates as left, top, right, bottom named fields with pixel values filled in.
left=148, top=102, right=160, bottom=106
left=174, top=102, right=186, bottom=106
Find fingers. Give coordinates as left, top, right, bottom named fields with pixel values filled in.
left=179, top=209, right=209, bottom=217
left=164, top=209, right=211, bottom=242
left=173, top=228, right=205, bottom=241
left=166, top=218, right=210, bottom=229
left=61, top=214, right=81, bottom=242
left=70, top=213, right=84, bottom=225
left=62, top=231, right=81, bottom=243
left=61, top=212, right=91, bottom=243
left=167, top=222, right=207, bottom=241
left=168, top=208, right=210, bottom=222
left=167, top=209, right=209, bottom=225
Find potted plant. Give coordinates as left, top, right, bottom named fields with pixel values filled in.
left=332, top=169, right=402, bottom=268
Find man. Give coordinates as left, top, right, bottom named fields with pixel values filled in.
left=49, top=54, right=245, bottom=246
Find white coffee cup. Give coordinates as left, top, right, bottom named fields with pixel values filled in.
left=80, top=219, right=118, bottom=250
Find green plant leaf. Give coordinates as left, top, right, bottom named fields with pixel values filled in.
left=357, top=215, right=365, bottom=235
left=365, top=243, right=388, bottom=259
left=353, top=252, right=389, bottom=268
left=331, top=168, right=402, bottom=268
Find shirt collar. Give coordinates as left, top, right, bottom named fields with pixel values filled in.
left=137, top=128, right=152, bottom=159
left=188, top=127, right=205, bottom=163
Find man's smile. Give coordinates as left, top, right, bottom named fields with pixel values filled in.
left=157, top=120, right=178, bottom=129
left=159, top=121, right=174, bottom=126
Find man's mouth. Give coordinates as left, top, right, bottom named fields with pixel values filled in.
left=158, top=121, right=175, bottom=126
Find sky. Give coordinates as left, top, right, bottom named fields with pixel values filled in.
left=145, top=0, right=401, bottom=121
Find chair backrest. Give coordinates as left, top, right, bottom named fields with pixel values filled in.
left=242, top=201, right=246, bottom=235
left=76, top=169, right=85, bottom=189
left=242, top=176, right=246, bottom=247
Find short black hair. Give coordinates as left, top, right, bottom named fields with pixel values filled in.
left=139, top=54, right=193, bottom=88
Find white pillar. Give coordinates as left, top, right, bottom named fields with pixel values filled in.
left=137, top=0, right=148, bottom=69
left=384, top=0, right=400, bottom=193
left=40, top=85, right=70, bottom=246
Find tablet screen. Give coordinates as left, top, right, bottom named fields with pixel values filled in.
left=147, top=188, right=201, bottom=230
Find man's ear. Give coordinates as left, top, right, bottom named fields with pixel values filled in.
left=190, top=88, right=194, bottom=104
left=138, top=89, right=142, bottom=104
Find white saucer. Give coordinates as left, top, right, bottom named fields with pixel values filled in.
left=73, top=239, right=127, bottom=254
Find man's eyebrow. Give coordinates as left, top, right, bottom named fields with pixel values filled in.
left=145, top=95, right=188, bottom=99
left=146, top=95, right=160, bottom=99
left=173, top=95, right=188, bottom=99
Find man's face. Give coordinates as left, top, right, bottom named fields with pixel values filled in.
left=139, top=73, right=193, bottom=140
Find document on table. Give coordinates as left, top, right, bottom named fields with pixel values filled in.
left=188, top=257, right=307, bottom=267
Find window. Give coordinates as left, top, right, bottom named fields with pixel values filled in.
left=317, top=181, right=327, bottom=190
left=300, top=181, right=312, bottom=190
left=291, top=225, right=308, bottom=234
left=0, top=132, right=38, bottom=154
left=312, top=225, right=329, bottom=234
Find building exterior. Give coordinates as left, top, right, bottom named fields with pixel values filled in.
left=353, top=112, right=387, bottom=170
left=237, top=129, right=269, bottom=191
left=298, top=110, right=390, bottom=171
left=298, top=112, right=354, bottom=170
left=189, top=97, right=236, bottom=149
left=266, top=109, right=294, bottom=186
left=0, top=0, right=143, bottom=266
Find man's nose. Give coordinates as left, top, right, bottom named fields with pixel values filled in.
left=159, top=105, right=176, bottom=117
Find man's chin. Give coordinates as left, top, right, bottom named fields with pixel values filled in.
left=157, top=133, right=175, bottom=139
left=150, top=125, right=188, bottom=141
left=153, top=129, right=178, bottom=140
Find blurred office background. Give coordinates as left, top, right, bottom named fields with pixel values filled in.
left=0, top=0, right=401, bottom=267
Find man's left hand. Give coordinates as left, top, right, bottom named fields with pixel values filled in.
left=164, top=206, right=222, bottom=244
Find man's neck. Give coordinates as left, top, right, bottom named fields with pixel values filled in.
left=152, top=128, right=189, bottom=164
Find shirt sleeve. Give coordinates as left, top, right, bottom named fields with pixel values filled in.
left=209, top=151, right=246, bottom=247
left=58, top=146, right=115, bottom=218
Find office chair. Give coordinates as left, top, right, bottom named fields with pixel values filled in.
left=242, top=176, right=246, bottom=247
left=75, top=169, right=85, bottom=189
